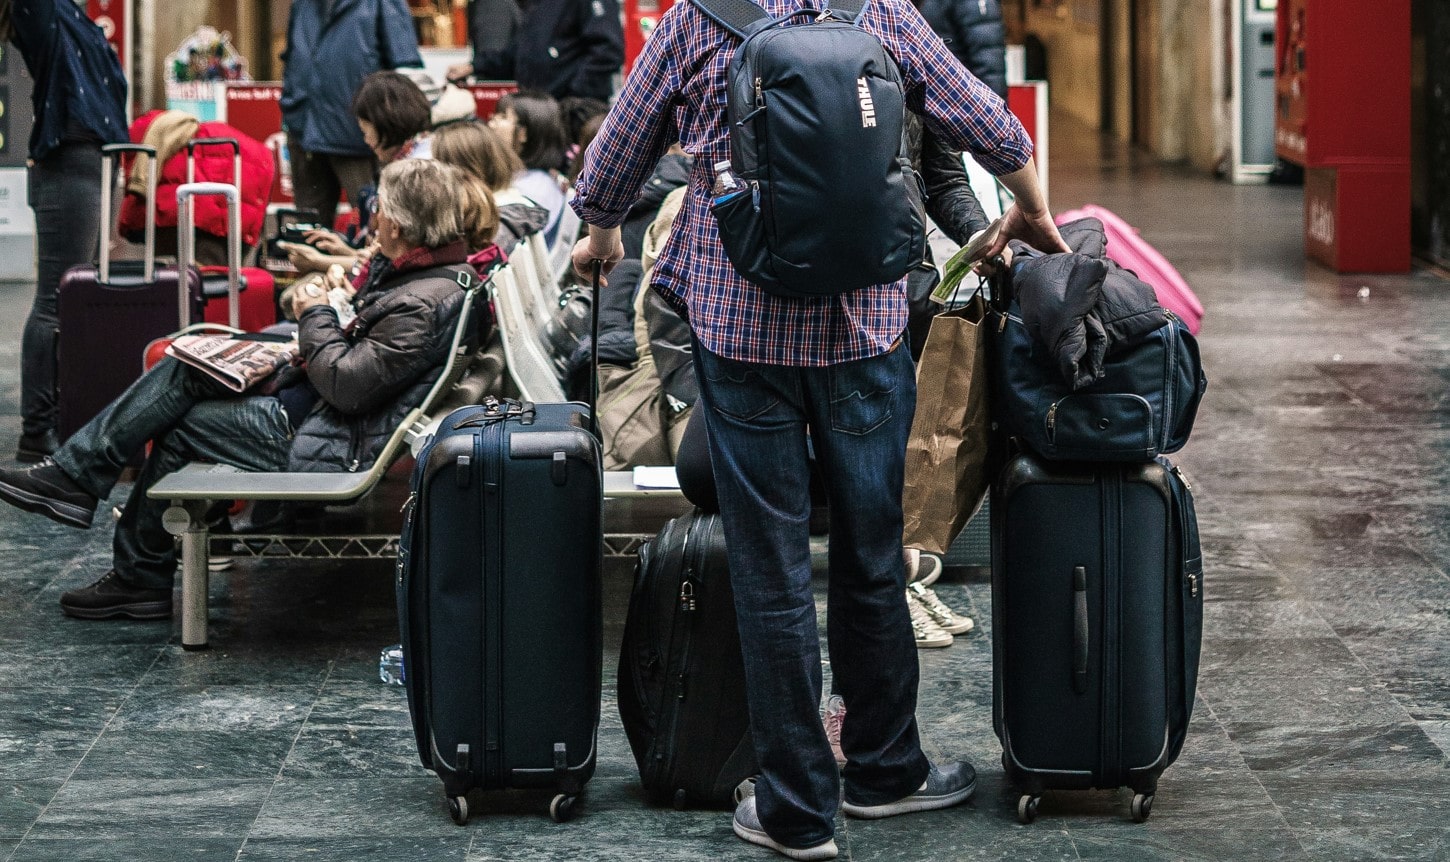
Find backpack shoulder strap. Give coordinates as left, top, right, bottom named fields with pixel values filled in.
left=690, top=0, right=770, bottom=39
left=829, top=0, right=866, bottom=22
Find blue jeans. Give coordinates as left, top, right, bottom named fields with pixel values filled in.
left=694, top=337, right=929, bottom=848
left=51, top=358, right=294, bottom=589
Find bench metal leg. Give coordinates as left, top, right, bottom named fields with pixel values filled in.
left=163, top=504, right=211, bottom=651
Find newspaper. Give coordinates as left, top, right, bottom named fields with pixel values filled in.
left=932, top=216, right=1004, bottom=305
left=165, top=334, right=300, bottom=393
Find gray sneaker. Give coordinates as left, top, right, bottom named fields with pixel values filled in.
left=732, top=795, right=839, bottom=860
left=908, top=582, right=974, bottom=635
left=841, top=761, right=977, bottom=819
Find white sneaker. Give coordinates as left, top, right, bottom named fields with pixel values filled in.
left=822, top=695, right=846, bottom=767
left=907, top=590, right=954, bottom=648
left=908, top=582, right=974, bottom=635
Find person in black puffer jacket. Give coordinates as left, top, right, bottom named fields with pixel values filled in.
left=0, top=160, right=481, bottom=622
left=914, top=0, right=1007, bottom=98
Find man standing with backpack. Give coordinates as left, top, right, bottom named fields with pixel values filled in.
left=572, top=0, right=1067, bottom=857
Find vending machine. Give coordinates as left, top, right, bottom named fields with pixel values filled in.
left=1275, top=0, right=1410, bottom=272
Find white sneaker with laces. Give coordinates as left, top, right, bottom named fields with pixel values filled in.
left=907, top=590, right=953, bottom=648
left=908, top=582, right=974, bottom=635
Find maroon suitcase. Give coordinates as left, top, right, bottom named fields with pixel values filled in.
left=56, top=143, right=204, bottom=443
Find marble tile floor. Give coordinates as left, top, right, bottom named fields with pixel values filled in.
left=0, top=117, right=1448, bottom=861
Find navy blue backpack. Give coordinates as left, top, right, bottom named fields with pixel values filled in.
left=693, top=0, right=927, bottom=298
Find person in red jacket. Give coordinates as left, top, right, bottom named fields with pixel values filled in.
left=117, top=111, right=276, bottom=265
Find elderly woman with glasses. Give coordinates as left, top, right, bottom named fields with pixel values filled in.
left=0, top=160, right=485, bottom=622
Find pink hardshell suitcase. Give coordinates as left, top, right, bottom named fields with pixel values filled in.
left=1056, top=204, right=1205, bottom=335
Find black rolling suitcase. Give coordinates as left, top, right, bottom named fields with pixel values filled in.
left=57, top=143, right=205, bottom=442
left=991, top=453, right=1203, bottom=824
left=618, top=510, right=757, bottom=809
left=399, top=397, right=602, bottom=824
left=399, top=261, right=606, bottom=825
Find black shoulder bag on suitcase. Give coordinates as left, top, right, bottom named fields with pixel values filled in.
left=398, top=263, right=605, bottom=825
left=618, top=510, right=758, bottom=809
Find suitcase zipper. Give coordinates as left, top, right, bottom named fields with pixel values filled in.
left=482, top=421, right=505, bottom=787
left=658, top=516, right=701, bottom=798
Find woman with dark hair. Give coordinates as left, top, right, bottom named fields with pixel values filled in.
left=488, top=90, right=570, bottom=242
left=352, top=70, right=435, bottom=162
left=285, top=71, right=435, bottom=275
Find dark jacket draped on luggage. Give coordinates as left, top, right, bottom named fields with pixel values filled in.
left=1011, top=218, right=1167, bottom=390
left=287, top=251, right=476, bottom=472
left=280, top=0, right=423, bottom=157
left=915, top=0, right=1007, bottom=97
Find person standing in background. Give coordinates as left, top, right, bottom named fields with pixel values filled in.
left=915, top=0, right=1007, bottom=97
left=447, top=0, right=623, bottom=102
left=281, top=0, right=422, bottom=227
left=1, top=0, right=128, bottom=463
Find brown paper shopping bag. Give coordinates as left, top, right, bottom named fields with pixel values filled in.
left=902, top=293, right=992, bottom=555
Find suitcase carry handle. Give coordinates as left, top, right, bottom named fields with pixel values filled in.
left=1072, top=566, right=1089, bottom=694
left=176, top=182, right=243, bottom=328
left=185, top=137, right=243, bottom=192
left=99, top=143, right=157, bottom=284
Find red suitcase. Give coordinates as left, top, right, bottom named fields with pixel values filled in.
left=186, top=138, right=278, bottom=331
left=56, top=144, right=204, bottom=442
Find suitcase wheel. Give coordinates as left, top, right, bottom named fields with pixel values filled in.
left=1131, top=793, right=1154, bottom=823
left=550, top=793, right=578, bottom=823
left=1016, top=794, right=1041, bottom=825
left=447, top=795, right=469, bottom=826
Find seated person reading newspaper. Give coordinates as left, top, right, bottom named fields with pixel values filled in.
left=0, top=159, right=483, bottom=621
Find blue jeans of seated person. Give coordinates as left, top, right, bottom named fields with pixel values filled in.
left=51, top=357, right=294, bottom=590
left=694, top=336, right=929, bottom=849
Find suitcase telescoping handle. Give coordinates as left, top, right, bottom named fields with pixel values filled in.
left=1072, top=565, right=1089, bottom=695
left=99, top=143, right=158, bottom=284
left=587, top=260, right=602, bottom=440
left=175, top=182, right=243, bottom=329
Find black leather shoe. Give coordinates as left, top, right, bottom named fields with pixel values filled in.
left=0, top=458, right=98, bottom=529
left=16, top=429, right=59, bottom=464
left=59, top=570, right=172, bottom=620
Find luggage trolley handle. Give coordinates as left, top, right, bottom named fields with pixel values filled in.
left=176, top=182, right=243, bottom=329
left=99, top=143, right=158, bottom=284
left=186, top=137, right=242, bottom=189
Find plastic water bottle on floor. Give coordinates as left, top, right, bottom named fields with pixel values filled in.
left=379, top=644, right=405, bottom=685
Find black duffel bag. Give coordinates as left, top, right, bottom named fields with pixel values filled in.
left=992, top=303, right=1206, bottom=462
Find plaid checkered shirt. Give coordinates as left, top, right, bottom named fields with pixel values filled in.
left=571, top=0, right=1033, bottom=366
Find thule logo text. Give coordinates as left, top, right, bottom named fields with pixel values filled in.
left=857, top=77, right=876, bottom=128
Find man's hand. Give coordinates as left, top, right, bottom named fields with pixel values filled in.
left=446, top=62, right=474, bottom=84
left=570, top=226, right=625, bottom=285
left=987, top=204, right=1071, bottom=259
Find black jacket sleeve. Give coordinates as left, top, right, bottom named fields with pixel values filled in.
left=469, top=0, right=521, bottom=78
left=920, top=126, right=990, bottom=247
left=569, top=0, right=624, bottom=100
left=951, top=0, right=1008, bottom=98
